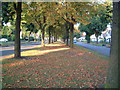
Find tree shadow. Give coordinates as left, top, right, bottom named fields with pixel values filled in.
left=2, top=43, right=70, bottom=65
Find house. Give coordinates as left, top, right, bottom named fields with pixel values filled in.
left=101, top=24, right=112, bottom=43
left=90, top=24, right=112, bottom=43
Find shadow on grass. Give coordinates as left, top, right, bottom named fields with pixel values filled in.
left=2, top=43, right=109, bottom=65
left=2, top=44, right=70, bottom=64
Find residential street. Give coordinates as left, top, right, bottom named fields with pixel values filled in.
left=1, top=41, right=110, bottom=58
left=75, top=42, right=110, bottom=56
left=0, top=42, right=41, bottom=57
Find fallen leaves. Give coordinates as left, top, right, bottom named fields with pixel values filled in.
left=77, top=53, right=84, bottom=56
left=2, top=43, right=109, bottom=88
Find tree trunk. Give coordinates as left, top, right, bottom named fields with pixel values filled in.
left=66, top=23, right=69, bottom=46
left=14, top=2, right=22, bottom=58
left=55, top=34, right=57, bottom=42
left=118, top=2, right=120, bottom=88
left=63, top=38, right=65, bottom=43
left=51, top=31, right=54, bottom=43
left=34, top=33, right=36, bottom=41
left=41, top=16, right=46, bottom=47
left=54, top=32, right=57, bottom=42
left=52, top=35, right=54, bottom=43
left=66, top=30, right=69, bottom=46
left=48, top=29, right=51, bottom=44
left=54, top=33, right=57, bottom=42
left=41, top=30, right=45, bottom=46
left=87, top=36, right=90, bottom=43
left=54, top=31, right=56, bottom=42
left=70, top=23, right=74, bottom=48
left=54, top=36, right=55, bottom=42
left=86, top=32, right=90, bottom=43
left=103, top=37, right=106, bottom=44
left=28, top=31, right=31, bottom=42
left=108, top=38, right=110, bottom=43
left=96, top=35, right=98, bottom=44
left=107, top=2, right=119, bottom=88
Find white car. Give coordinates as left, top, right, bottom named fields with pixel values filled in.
left=0, top=38, right=8, bottom=42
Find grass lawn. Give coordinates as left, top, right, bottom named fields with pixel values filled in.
left=2, top=43, right=109, bottom=88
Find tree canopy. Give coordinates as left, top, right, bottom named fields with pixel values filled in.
left=78, top=2, right=112, bottom=43
left=1, top=1, right=112, bottom=57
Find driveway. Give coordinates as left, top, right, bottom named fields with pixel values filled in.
left=75, top=42, right=110, bottom=56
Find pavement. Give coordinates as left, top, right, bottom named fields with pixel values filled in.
left=75, top=42, right=110, bottom=57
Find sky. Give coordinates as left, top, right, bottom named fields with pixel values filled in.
left=4, top=22, right=11, bottom=26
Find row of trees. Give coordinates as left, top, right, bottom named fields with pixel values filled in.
left=2, top=2, right=99, bottom=57
left=1, top=1, right=119, bottom=88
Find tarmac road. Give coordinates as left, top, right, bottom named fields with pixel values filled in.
left=0, top=42, right=41, bottom=57
left=75, top=42, right=110, bottom=57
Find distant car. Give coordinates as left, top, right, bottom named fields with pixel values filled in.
left=0, top=38, right=8, bottom=42
left=25, top=37, right=29, bottom=41
left=25, top=37, right=34, bottom=41
left=74, top=40, right=77, bottom=43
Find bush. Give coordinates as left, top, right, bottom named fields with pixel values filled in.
left=7, top=37, right=11, bottom=41
left=11, top=35, right=15, bottom=41
left=1, top=35, right=8, bottom=38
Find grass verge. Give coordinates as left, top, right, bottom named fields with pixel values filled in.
left=79, top=41, right=111, bottom=48
left=74, top=44, right=110, bottom=59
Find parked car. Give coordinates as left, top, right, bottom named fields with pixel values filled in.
left=79, top=37, right=86, bottom=42
left=0, top=38, right=8, bottom=42
left=25, top=37, right=34, bottom=41
left=29, top=37, right=34, bottom=41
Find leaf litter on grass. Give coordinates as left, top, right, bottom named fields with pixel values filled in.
left=2, top=43, right=109, bottom=88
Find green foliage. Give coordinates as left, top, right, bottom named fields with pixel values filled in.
left=10, top=35, right=15, bottom=41
left=79, top=2, right=112, bottom=43
left=26, top=23, right=35, bottom=32
left=1, top=25, right=15, bottom=41
left=23, top=2, right=98, bottom=43
left=2, top=2, right=15, bottom=24
left=79, top=23, right=94, bottom=35
left=1, top=2, right=112, bottom=45
left=74, top=33, right=81, bottom=38
left=1, top=35, right=8, bottom=38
